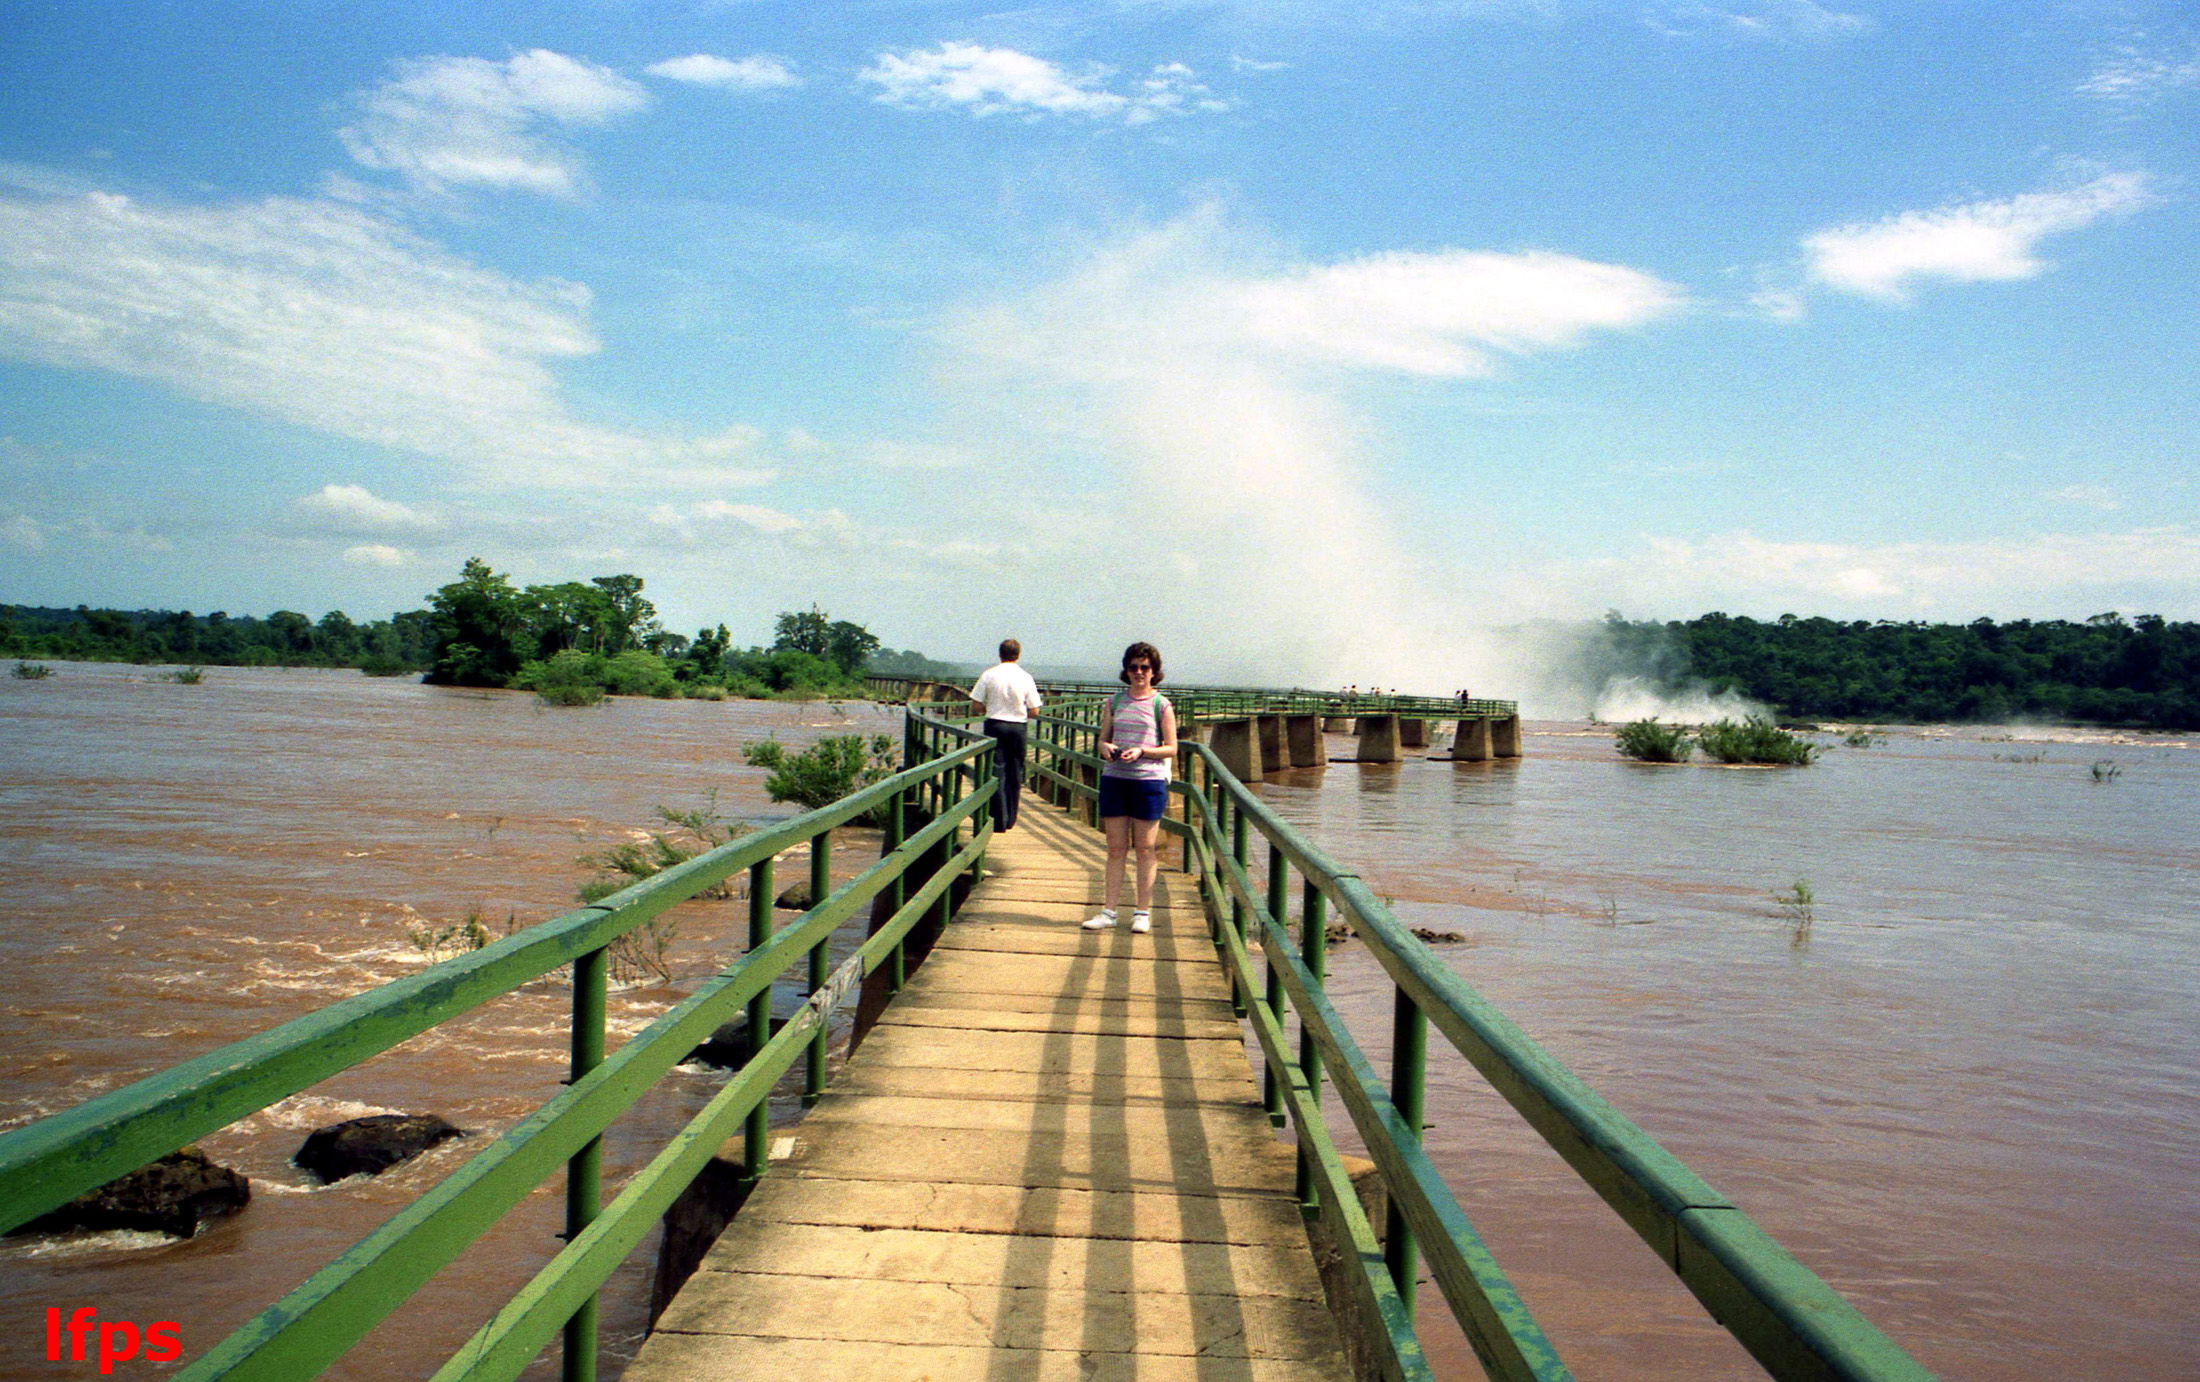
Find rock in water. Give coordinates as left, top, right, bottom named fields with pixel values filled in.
left=294, top=1113, right=466, bottom=1183
left=13, top=1147, right=250, bottom=1239
left=774, top=881, right=813, bottom=911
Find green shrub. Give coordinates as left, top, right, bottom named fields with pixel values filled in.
left=602, top=650, right=676, bottom=698
left=684, top=682, right=728, bottom=701
left=575, top=795, right=745, bottom=983
left=1615, top=719, right=1693, bottom=762
left=744, top=734, right=900, bottom=822
left=1698, top=716, right=1818, bottom=765
left=11, top=661, right=51, bottom=680
left=515, top=649, right=607, bottom=706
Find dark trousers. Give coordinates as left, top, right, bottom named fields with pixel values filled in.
left=982, top=718, right=1027, bottom=830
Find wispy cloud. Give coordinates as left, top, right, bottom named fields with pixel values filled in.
left=342, top=543, right=414, bottom=567
left=860, top=440, right=976, bottom=470
left=2047, top=483, right=2122, bottom=512
left=1648, top=0, right=1871, bottom=41
left=1802, top=173, right=2157, bottom=302
left=0, top=175, right=776, bottom=490
left=339, top=49, right=648, bottom=199
left=860, top=43, right=1228, bottom=123
left=2078, top=41, right=2200, bottom=105
left=646, top=53, right=801, bottom=91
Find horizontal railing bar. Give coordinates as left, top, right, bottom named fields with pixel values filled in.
left=427, top=826, right=989, bottom=1382
left=1195, top=809, right=1568, bottom=1381
left=1182, top=833, right=1425, bottom=1382
left=172, top=783, right=991, bottom=1381
left=0, top=741, right=989, bottom=1237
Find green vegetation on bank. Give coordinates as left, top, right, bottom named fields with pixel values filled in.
left=1587, top=610, right=2200, bottom=729
left=2, top=557, right=952, bottom=702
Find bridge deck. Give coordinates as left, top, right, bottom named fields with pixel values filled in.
left=625, top=801, right=1349, bottom=1380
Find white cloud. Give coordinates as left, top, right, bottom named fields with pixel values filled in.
left=943, top=208, right=1684, bottom=683
left=861, top=440, right=976, bottom=470
left=1545, top=527, right=2200, bottom=617
left=2, top=512, right=43, bottom=549
left=339, top=50, right=648, bottom=199
left=342, top=543, right=413, bottom=566
left=0, top=177, right=773, bottom=489
left=1230, top=249, right=1684, bottom=376
left=2048, top=484, right=2122, bottom=512
left=860, top=43, right=1227, bottom=123
left=293, top=484, right=435, bottom=530
left=2078, top=43, right=2200, bottom=104
left=1803, top=173, right=2157, bottom=302
left=1649, top=0, right=1871, bottom=40
left=695, top=500, right=801, bottom=533
left=646, top=54, right=801, bottom=91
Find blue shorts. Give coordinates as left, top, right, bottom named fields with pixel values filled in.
left=1098, top=775, right=1168, bottom=822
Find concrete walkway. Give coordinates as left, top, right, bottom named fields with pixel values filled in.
left=626, top=801, right=1349, bottom=1381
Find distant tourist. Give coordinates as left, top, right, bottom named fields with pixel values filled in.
left=968, top=639, right=1043, bottom=832
left=1085, top=642, right=1177, bottom=937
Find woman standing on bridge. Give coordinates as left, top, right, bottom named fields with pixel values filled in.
left=1085, top=642, right=1177, bottom=936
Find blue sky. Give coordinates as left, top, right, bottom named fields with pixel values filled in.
left=2, top=0, right=2195, bottom=684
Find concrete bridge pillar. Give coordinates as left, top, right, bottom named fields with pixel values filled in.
left=1208, top=718, right=1263, bottom=782
left=1398, top=719, right=1428, bottom=749
left=1284, top=714, right=1324, bottom=768
left=1256, top=714, right=1287, bottom=771
left=1176, top=710, right=1201, bottom=744
left=1355, top=714, right=1400, bottom=763
left=1493, top=714, right=1523, bottom=758
left=1451, top=718, right=1492, bottom=762
left=1323, top=716, right=1351, bottom=733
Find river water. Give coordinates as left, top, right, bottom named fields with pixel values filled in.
left=2, top=666, right=2195, bottom=1379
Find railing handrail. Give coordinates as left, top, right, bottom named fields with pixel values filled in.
left=1021, top=701, right=1933, bottom=1382
left=0, top=724, right=1000, bottom=1382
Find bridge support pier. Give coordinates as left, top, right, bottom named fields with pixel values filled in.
left=1450, top=718, right=1491, bottom=762
left=1323, top=716, right=1351, bottom=733
left=1398, top=719, right=1428, bottom=749
left=1355, top=714, right=1400, bottom=763
left=1209, top=718, right=1263, bottom=782
left=1257, top=715, right=1287, bottom=771
left=1284, top=715, right=1324, bottom=768
left=1493, top=714, right=1523, bottom=758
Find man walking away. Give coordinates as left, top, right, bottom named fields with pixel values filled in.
left=969, top=639, right=1043, bottom=831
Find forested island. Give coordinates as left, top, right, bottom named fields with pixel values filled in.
left=0, top=557, right=967, bottom=700
left=1585, top=611, right=2200, bottom=730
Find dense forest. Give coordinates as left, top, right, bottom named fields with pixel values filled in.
left=0, top=557, right=964, bottom=698
left=1588, top=611, right=2200, bottom=729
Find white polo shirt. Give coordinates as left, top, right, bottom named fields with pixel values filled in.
left=970, top=662, right=1043, bottom=722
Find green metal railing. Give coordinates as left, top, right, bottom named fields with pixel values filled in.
left=1025, top=702, right=1933, bottom=1382
left=0, top=726, right=997, bottom=1381
left=862, top=672, right=1518, bottom=723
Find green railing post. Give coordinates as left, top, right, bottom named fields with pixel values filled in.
left=1228, top=802, right=1250, bottom=1017
left=1387, top=986, right=1428, bottom=1321
left=803, top=830, right=831, bottom=1108
left=1296, top=878, right=1327, bottom=1209
left=744, top=857, right=773, bottom=1180
left=562, top=945, right=606, bottom=1382
left=1263, top=842, right=1289, bottom=1128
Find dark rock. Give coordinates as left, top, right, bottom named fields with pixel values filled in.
left=686, top=1012, right=791, bottom=1068
left=1324, top=921, right=1354, bottom=946
left=294, top=1114, right=466, bottom=1184
left=13, top=1146, right=249, bottom=1239
left=774, top=882, right=814, bottom=911
left=1410, top=926, right=1466, bottom=944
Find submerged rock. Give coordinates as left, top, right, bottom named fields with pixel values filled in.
left=14, top=1146, right=250, bottom=1239
left=294, top=1113, right=466, bottom=1184
left=774, top=882, right=814, bottom=911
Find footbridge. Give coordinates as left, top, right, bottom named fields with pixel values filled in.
left=0, top=694, right=1932, bottom=1380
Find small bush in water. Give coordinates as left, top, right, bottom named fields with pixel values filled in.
left=1615, top=719, right=1694, bottom=762
left=12, top=661, right=51, bottom=679
left=1698, top=716, right=1818, bottom=765
left=744, top=734, right=899, bottom=823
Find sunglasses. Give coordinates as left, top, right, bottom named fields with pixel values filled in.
left=1126, top=662, right=1153, bottom=672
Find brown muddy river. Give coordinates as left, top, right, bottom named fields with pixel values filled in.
left=3, top=666, right=2196, bottom=1379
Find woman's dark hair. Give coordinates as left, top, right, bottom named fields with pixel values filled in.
left=1119, top=641, right=1163, bottom=686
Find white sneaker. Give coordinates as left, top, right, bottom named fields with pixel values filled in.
left=1130, top=911, right=1152, bottom=934
left=1082, top=909, right=1118, bottom=930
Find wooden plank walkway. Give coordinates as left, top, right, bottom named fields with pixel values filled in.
left=625, top=801, right=1349, bottom=1381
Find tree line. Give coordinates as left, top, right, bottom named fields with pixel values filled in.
left=1590, top=611, right=2200, bottom=729
left=1, top=556, right=966, bottom=699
